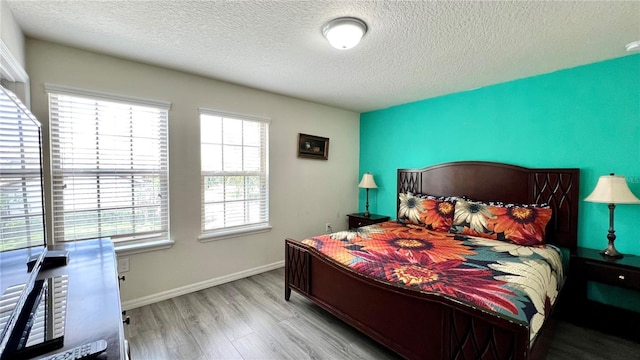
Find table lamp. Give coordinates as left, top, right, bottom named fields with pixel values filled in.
left=584, top=173, right=640, bottom=258
left=358, top=173, right=378, bottom=218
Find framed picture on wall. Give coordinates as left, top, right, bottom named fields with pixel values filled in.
left=297, top=133, right=329, bottom=160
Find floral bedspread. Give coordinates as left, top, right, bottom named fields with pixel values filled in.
left=301, top=221, right=564, bottom=341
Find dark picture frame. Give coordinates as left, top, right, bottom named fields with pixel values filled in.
left=297, top=133, right=329, bottom=160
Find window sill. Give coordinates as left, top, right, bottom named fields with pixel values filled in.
left=199, top=224, right=272, bottom=242
left=114, top=238, right=175, bottom=256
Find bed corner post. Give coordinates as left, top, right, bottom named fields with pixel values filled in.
left=285, top=239, right=292, bottom=301
left=285, top=239, right=311, bottom=301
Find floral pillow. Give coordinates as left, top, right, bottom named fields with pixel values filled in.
left=397, top=193, right=457, bottom=232
left=450, top=198, right=552, bottom=246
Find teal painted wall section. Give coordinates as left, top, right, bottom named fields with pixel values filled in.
left=360, top=54, right=640, bottom=255
left=588, top=282, right=640, bottom=313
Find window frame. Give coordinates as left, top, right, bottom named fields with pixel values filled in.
left=0, top=86, right=45, bottom=251
left=45, top=84, right=172, bottom=252
left=198, top=108, right=271, bottom=242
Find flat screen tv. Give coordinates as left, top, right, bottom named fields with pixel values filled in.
left=0, top=85, right=51, bottom=358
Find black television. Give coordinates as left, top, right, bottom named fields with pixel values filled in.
left=0, top=85, right=66, bottom=359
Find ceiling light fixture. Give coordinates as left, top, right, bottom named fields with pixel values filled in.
left=626, top=40, right=640, bottom=52
left=322, top=17, right=367, bottom=50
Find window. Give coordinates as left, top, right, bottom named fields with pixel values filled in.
left=199, top=109, right=269, bottom=239
left=46, top=85, right=170, bottom=246
left=0, top=87, right=44, bottom=251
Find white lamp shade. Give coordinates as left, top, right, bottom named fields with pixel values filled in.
left=323, top=17, right=367, bottom=50
left=584, top=174, right=640, bottom=204
left=358, top=173, right=377, bottom=189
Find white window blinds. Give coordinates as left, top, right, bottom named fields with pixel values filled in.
left=200, top=109, right=269, bottom=235
left=47, top=85, right=170, bottom=243
left=0, top=87, right=45, bottom=251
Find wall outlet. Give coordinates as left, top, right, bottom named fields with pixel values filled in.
left=117, top=257, right=130, bottom=273
left=325, top=223, right=332, bottom=233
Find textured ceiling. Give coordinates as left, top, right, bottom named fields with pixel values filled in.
left=5, top=1, right=640, bottom=113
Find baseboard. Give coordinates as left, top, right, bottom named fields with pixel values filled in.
left=121, top=260, right=284, bottom=310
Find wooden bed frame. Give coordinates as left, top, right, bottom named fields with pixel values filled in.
left=285, top=161, right=579, bottom=360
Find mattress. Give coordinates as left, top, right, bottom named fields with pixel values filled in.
left=301, top=221, right=565, bottom=341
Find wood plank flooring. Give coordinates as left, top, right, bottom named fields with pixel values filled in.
left=125, top=268, right=640, bottom=360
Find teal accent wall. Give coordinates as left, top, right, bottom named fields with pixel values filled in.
left=588, top=282, right=640, bottom=313
left=360, top=54, right=640, bottom=255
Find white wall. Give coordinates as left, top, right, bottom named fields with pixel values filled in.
left=0, top=1, right=29, bottom=103
left=0, top=1, right=24, bottom=66
left=26, top=38, right=360, bottom=306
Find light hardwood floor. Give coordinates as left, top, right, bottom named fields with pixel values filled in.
left=125, top=268, right=640, bottom=360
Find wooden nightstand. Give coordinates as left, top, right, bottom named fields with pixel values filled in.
left=347, top=213, right=390, bottom=229
left=568, top=247, right=640, bottom=341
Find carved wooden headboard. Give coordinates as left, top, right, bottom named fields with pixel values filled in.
left=397, top=161, right=580, bottom=251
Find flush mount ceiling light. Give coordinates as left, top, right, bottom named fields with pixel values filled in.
left=322, top=17, right=367, bottom=50
left=626, top=40, right=640, bottom=52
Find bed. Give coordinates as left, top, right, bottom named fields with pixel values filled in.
left=284, top=161, right=579, bottom=360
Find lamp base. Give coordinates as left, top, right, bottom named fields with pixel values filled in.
left=364, top=188, right=371, bottom=218
left=600, top=203, right=623, bottom=259
left=600, top=244, right=623, bottom=259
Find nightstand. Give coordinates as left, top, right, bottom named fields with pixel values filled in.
left=347, top=213, right=390, bottom=229
left=568, top=247, right=640, bottom=341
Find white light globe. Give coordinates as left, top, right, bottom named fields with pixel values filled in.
left=323, top=18, right=367, bottom=50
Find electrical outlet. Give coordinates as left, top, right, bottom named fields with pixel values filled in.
left=325, top=223, right=332, bottom=233
left=117, top=257, right=130, bottom=273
